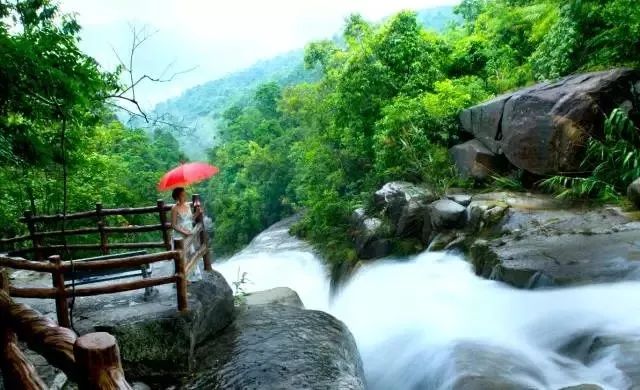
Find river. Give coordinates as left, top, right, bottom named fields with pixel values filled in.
left=214, top=218, right=640, bottom=389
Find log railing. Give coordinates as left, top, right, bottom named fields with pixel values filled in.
left=0, top=246, right=192, bottom=327
left=0, top=195, right=213, bottom=327
left=0, top=273, right=132, bottom=389
left=1, top=200, right=174, bottom=260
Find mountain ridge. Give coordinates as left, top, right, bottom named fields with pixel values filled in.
left=148, top=6, right=459, bottom=158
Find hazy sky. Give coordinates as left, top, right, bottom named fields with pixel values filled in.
left=60, top=0, right=460, bottom=109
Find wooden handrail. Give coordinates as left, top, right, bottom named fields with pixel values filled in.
left=0, top=198, right=212, bottom=331
left=9, top=286, right=57, bottom=299
left=19, top=204, right=174, bottom=223
left=0, top=256, right=57, bottom=272
left=0, top=290, right=78, bottom=378
left=65, top=275, right=177, bottom=297
left=0, top=224, right=171, bottom=243
left=1, top=326, right=47, bottom=390
left=60, top=251, right=177, bottom=272
left=0, top=289, right=133, bottom=389
left=9, top=241, right=167, bottom=256
left=0, top=272, right=47, bottom=390
left=0, top=234, right=31, bottom=244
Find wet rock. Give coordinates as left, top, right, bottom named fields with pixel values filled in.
left=245, top=287, right=304, bottom=308
left=587, top=336, right=640, bottom=387
left=428, top=231, right=460, bottom=251
left=440, top=342, right=547, bottom=390
left=373, top=181, right=436, bottom=228
left=628, top=178, right=640, bottom=209
left=459, top=95, right=509, bottom=154
left=471, top=222, right=640, bottom=288
left=429, top=199, right=466, bottom=230
left=187, top=304, right=365, bottom=390
left=559, top=385, right=604, bottom=390
left=449, top=139, right=508, bottom=180
left=460, top=68, right=640, bottom=175
left=353, top=216, right=392, bottom=260
left=76, top=270, right=234, bottom=384
left=350, top=207, right=367, bottom=225
left=446, top=193, right=472, bottom=207
left=359, top=238, right=392, bottom=260
left=421, top=210, right=433, bottom=245
left=396, top=198, right=429, bottom=237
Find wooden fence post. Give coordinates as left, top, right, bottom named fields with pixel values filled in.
left=0, top=268, right=47, bottom=389
left=157, top=200, right=172, bottom=251
left=49, top=256, right=70, bottom=328
left=173, top=238, right=188, bottom=312
left=192, top=194, right=212, bottom=271
left=74, top=332, right=132, bottom=390
left=96, top=203, right=109, bottom=255
left=23, top=211, right=42, bottom=261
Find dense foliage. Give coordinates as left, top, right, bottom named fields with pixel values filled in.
left=542, top=109, right=640, bottom=201
left=206, top=0, right=640, bottom=267
left=0, top=1, right=184, bottom=239
left=2, top=0, right=639, bottom=268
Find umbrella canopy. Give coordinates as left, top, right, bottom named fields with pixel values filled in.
left=158, top=162, right=219, bottom=191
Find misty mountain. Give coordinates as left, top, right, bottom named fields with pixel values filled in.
left=148, top=6, right=459, bottom=159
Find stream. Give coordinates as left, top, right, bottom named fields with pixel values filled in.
left=214, top=218, right=640, bottom=390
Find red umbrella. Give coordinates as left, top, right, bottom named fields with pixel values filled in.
left=158, top=162, right=219, bottom=191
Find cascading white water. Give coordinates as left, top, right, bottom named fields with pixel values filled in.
left=215, top=219, right=640, bottom=390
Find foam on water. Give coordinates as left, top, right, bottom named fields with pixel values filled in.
left=215, top=222, right=640, bottom=389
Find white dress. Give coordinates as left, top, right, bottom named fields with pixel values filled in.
left=173, top=205, right=203, bottom=282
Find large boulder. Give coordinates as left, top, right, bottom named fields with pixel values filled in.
left=459, top=68, right=640, bottom=175
left=459, top=94, right=510, bottom=154
left=628, top=177, right=640, bottom=209
left=449, top=139, right=508, bottom=180
left=352, top=212, right=392, bottom=260
left=245, top=287, right=304, bottom=308
left=429, top=199, right=466, bottom=230
left=187, top=304, right=365, bottom=390
left=374, top=181, right=437, bottom=236
left=75, top=270, right=234, bottom=385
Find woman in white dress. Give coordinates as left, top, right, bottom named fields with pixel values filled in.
left=171, top=187, right=203, bottom=281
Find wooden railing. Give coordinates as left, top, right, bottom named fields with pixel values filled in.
left=1, top=199, right=175, bottom=260
left=0, top=250, right=189, bottom=327
left=0, top=195, right=213, bottom=327
left=0, top=271, right=131, bottom=389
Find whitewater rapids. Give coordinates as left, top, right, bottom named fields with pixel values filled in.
left=214, top=218, right=640, bottom=390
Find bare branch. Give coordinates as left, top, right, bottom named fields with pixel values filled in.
left=106, top=23, right=196, bottom=131
left=106, top=102, right=191, bottom=131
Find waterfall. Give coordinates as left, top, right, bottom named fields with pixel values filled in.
left=214, top=218, right=640, bottom=389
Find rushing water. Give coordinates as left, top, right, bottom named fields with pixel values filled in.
left=215, top=218, right=640, bottom=390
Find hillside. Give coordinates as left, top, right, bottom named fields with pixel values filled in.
left=151, top=6, right=459, bottom=158
left=150, top=50, right=318, bottom=159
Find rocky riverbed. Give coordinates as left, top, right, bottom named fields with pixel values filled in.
left=4, top=265, right=363, bottom=389
left=5, top=201, right=640, bottom=389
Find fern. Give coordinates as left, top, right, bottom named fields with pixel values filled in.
left=542, top=108, right=640, bottom=201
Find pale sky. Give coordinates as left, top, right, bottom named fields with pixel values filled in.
left=60, top=0, right=460, bottom=109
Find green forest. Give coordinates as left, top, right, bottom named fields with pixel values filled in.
left=1, top=0, right=640, bottom=271
left=206, top=0, right=640, bottom=266
left=0, top=1, right=185, bottom=238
